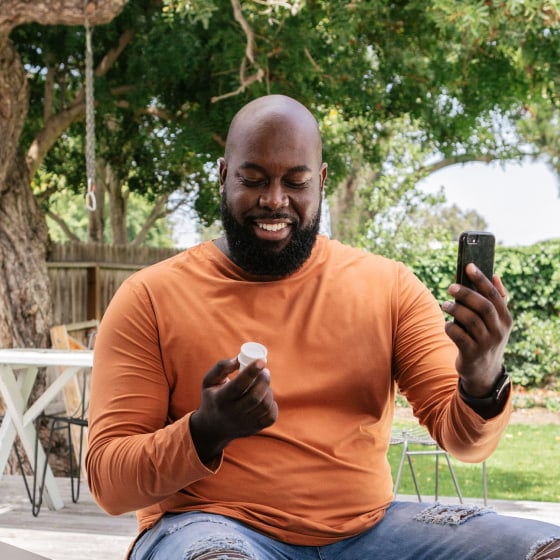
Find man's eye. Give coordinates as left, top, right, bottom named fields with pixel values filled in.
left=240, top=176, right=266, bottom=188
left=285, top=180, right=309, bottom=189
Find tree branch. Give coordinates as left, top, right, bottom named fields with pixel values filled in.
left=0, top=1, right=128, bottom=32
left=130, top=194, right=169, bottom=247
left=26, top=104, right=85, bottom=176
left=96, top=28, right=135, bottom=78
left=113, top=100, right=173, bottom=121
left=231, top=0, right=255, bottom=63
left=252, top=0, right=302, bottom=17
left=34, top=182, right=60, bottom=205
left=45, top=210, right=82, bottom=242
left=43, top=64, right=55, bottom=122
left=418, top=152, right=520, bottom=176
left=213, top=133, right=226, bottom=148
left=304, top=47, right=321, bottom=72
left=26, top=27, right=134, bottom=176
left=211, top=58, right=265, bottom=103
left=73, top=28, right=135, bottom=107
left=211, top=0, right=264, bottom=103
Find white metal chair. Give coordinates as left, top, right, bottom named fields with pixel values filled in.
left=390, top=426, right=464, bottom=503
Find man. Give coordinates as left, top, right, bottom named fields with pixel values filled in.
left=86, top=95, right=560, bottom=559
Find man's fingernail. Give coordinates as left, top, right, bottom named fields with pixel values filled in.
left=466, top=262, right=479, bottom=273
left=448, top=284, right=460, bottom=296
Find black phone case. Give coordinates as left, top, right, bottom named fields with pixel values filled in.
left=456, top=231, right=495, bottom=291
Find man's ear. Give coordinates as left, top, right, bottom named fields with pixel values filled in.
left=218, top=158, right=227, bottom=195
left=319, top=162, right=328, bottom=193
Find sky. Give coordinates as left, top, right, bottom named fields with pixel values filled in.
left=418, top=160, right=560, bottom=247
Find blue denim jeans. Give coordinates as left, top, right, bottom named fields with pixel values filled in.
left=130, top=502, right=560, bottom=560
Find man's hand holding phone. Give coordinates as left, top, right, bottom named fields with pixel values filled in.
left=443, top=232, right=513, bottom=400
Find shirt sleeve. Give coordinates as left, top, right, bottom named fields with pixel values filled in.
left=392, top=263, right=512, bottom=463
left=85, top=276, right=221, bottom=516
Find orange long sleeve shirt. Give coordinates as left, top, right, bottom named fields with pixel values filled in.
left=86, top=236, right=511, bottom=546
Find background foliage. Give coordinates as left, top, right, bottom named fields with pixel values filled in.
left=11, top=0, right=560, bottom=245
left=3, top=1, right=560, bottom=380
left=408, top=238, right=560, bottom=389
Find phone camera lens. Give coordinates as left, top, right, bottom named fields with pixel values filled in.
left=467, top=234, right=478, bottom=244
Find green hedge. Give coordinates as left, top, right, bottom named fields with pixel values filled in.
left=408, top=239, right=560, bottom=388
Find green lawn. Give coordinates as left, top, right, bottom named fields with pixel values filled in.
left=388, top=420, right=560, bottom=502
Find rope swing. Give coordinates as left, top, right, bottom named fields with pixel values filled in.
left=84, top=5, right=97, bottom=212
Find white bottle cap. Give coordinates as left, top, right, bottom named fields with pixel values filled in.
left=238, top=342, right=268, bottom=372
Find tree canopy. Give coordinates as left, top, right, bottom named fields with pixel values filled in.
left=10, top=0, right=560, bottom=248
left=2, top=0, right=560, bottom=351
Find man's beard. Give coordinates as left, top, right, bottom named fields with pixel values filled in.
left=220, top=195, right=321, bottom=277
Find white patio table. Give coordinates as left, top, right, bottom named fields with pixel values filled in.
left=0, top=348, right=93, bottom=510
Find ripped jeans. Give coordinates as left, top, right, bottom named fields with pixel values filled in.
left=130, top=502, right=560, bottom=560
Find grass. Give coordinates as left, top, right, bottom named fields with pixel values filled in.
left=388, top=419, right=560, bottom=503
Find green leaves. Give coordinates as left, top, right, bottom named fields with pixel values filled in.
left=10, top=0, right=560, bottom=247
left=409, top=239, right=560, bottom=389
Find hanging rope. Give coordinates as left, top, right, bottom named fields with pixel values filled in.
left=84, top=14, right=97, bottom=212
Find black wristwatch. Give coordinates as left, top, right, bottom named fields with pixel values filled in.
left=458, top=368, right=511, bottom=419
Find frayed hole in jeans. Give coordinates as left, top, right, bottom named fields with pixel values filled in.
left=526, top=537, right=560, bottom=560
left=184, top=536, right=257, bottom=560
left=413, top=503, right=495, bottom=526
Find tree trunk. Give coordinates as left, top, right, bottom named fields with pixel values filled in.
left=107, top=166, right=129, bottom=245
left=0, top=156, right=51, bottom=349
left=0, top=35, right=51, bottom=473
left=0, top=35, right=50, bottom=350
left=0, top=0, right=128, bottom=473
left=1, top=1, right=130, bottom=343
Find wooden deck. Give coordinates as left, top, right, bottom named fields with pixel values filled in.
left=1, top=474, right=558, bottom=559
left=0, top=475, right=137, bottom=559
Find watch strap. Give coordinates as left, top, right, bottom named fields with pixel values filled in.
left=458, top=367, right=511, bottom=419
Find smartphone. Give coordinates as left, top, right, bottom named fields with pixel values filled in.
left=455, top=231, right=495, bottom=291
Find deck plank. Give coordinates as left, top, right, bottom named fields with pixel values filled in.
left=0, top=475, right=136, bottom=559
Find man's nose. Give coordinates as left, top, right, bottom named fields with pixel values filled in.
left=259, top=182, right=289, bottom=210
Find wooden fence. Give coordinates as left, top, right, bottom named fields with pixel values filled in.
left=47, top=242, right=180, bottom=325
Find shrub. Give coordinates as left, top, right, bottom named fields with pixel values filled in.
left=496, top=241, right=560, bottom=318
left=407, top=239, right=560, bottom=389
left=505, top=312, right=560, bottom=388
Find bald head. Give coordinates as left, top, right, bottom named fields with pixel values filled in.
left=224, top=95, right=323, bottom=162
left=217, top=94, right=328, bottom=276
